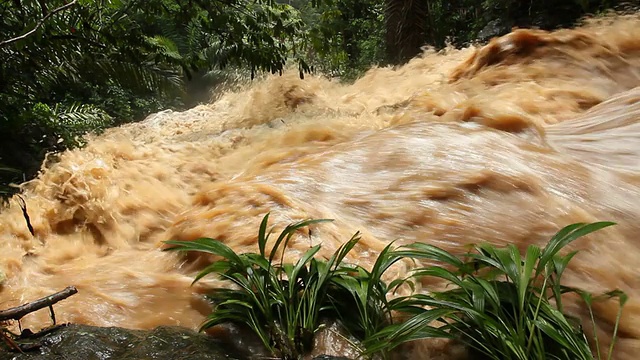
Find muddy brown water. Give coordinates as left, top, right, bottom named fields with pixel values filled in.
left=1, top=14, right=640, bottom=359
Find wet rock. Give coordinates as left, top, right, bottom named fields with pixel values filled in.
left=306, top=320, right=360, bottom=359
left=0, top=324, right=243, bottom=360
left=207, top=320, right=360, bottom=360
left=204, top=323, right=272, bottom=359
left=477, top=19, right=514, bottom=42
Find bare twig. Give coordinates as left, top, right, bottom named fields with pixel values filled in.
left=15, top=195, right=34, bottom=237
left=0, top=0, right=78, bottom=48
left=0, top=286, right=78, bottom=322
left=19, top=323, right=69, bottom=339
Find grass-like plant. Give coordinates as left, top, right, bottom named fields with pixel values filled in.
left=393, top=221, right=627, bottom=360
left=165, top=214, right=360, bottom=359
left=165, top=215, right=626, bottom=360
left=326, top=242, right=453, bottom=357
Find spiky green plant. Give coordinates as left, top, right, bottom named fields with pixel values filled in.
left=164, top=213, right=360, bottom=359
left=393, top=221, right=626, bottom=360
left=165, top=216, right=626, bottom=360
left=327, top=242, right=452, bottom=357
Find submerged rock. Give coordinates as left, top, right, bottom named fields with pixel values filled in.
left=0, top=324, right=242, bottom=360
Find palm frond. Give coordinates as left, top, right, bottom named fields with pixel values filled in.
left=95, top=58, right=184, bottom=95
left=145, top=35, right=183, bottom=61
left=47, top=102, right=114, bottom=147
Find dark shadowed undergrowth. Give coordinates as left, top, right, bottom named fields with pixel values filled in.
left=164, top=214, right=626, bottom=360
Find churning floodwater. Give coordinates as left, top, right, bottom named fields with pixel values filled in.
left=1, top=14, right=640, bottom=359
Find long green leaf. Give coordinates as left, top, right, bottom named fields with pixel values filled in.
left=164, top=238, right=245, bottom=267
left=519, top=245, right=541, bottom=312
left=538, top=222, right=615, bottom=273
left=258, top=213, right=271, bottom=257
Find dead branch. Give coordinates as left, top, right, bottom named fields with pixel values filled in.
left=16, top=196, right=34, bottom=237
left=0, top=286, right=77, bottom=322
left=19, top=323, right=69, bottom=339
left=0, top=0, right=78, bottom=48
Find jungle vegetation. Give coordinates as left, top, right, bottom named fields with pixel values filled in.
left=0, top=0, right=635, bottom=193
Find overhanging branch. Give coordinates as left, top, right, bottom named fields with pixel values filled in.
left=0, top=0, right=78, bottom=48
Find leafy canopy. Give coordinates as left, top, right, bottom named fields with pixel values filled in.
left=0, top=0, right=311, bottom=193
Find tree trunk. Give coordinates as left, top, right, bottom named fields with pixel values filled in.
left=384, top=0, right=428, bottom=65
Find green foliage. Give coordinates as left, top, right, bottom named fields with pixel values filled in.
left=291, top=0, right=386, bottom=80
left=395, top=221, right=625, bottom=360
left=293, top=0, right=631, bottom=77
left=166, top=215, right=626, bottom=360
left=0, top=0, right=631, bottom=193
left=328, top=241, right=452, bottom=357
left=165, top=214, right=360, bottom=359
left=31, top=102, right=114, bottom=148
left=0, top=0, right=312, bottom=192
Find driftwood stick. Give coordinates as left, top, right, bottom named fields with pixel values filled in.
left=0, top=286, right=77, bottom=322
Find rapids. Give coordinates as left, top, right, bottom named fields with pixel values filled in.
left=1, top=13, right=640, bottom=359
